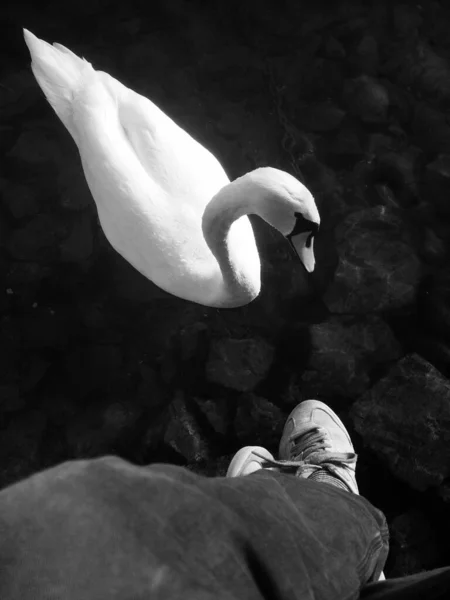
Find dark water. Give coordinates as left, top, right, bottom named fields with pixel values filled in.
left=1, top=0, right=450, bottom=577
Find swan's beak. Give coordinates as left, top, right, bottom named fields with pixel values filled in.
left=289, top=232, right=315, bottom=273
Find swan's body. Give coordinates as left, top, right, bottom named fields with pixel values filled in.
left=24, top=29, right=320, bottom=308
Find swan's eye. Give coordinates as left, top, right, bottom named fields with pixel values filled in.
left=288, top=212, right=319, bottom=239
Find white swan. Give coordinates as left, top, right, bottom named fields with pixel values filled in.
left=23, top=29, right=320, bottom=308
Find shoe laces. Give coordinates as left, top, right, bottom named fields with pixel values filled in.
left=289, top=426, right=355, bottom=465
left=253, top=426, right=357, bottom=489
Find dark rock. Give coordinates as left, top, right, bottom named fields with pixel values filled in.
left=277, top=374, right=305, bottom=411
left=0, top=290, right=11, bottom=314
left=372, top=184, right=400, bottom=210
left=193, top=396, right=232, bottom=436
left=254, top=260, right=314, bottom=332
left=234, top=393, right=285, bottom=450
left=0, top=70, right=41, bottom=118
left=0, top=315, right=20, bottom=348
left=0, top=410, right=47, bottom=488
left=60, top=212, right=94, bottom=263
left=178, top=321, right=208, bottom=362
left=63, top=343, right=124, bottom=397
left=424, top=155, right=450, bottom=217
left=102, top=401, right=144, bottom=439
left=325, top=130, right=363, bottom=164
left=21, top=308, right=68, bottom=349
left=420, top=226, right=448, bottom=265
left=324, top=206, right=422, bottom=314
left=375, top=149, right=421, bottom=204
left=320, top=58, right=346, bottom=99
left=351, top=353, right=450, bottom=491
left=2, top=183, right=39, bottom=219
left=119, top=17, right=142, bottom=37
left=420, top=271, right=450, bottom=341
left=352, top=149, right=421, bottom=212
left=5, top=262, right=52, bottom=309
left=394, top=42, right=450, bottom=101
left=199, top=48, right=263, bottom=97
left=66, top=400, right=143, bottom=458
left=164, top=66, right=196, bottom=98
left=83, top=344, right=123, bottom=376
left=0, top=125, right=16, bottom=156
left=414, top=43, right=450, bottom=101
left=6, top=214, right=68, bottom=261
left=187, top=454, right=233, bottom=478
left=355, top=35, right=379, bottom=75
left=109, top=254, right=169, bottom=304
left=295, top=102, right=345, bottom=133
left=366, top=133, right=396, bottom=156
left=343, top=76, right=389, bottom=123
left=121, top=34, right=173, bottom=80
left=335, top=15, right=367, bottom=39
left=8, top=129, right=62, bottom=165
left=6, top=262, right=51, bottom=285
left=393, top=5, right=423, bottom=35
left=231, top=113, right=278, bottom=167
left=438, top=482, right=450, bottom=503
left=388, top=510, right=441, bottom=577
left=412, top=105, right=450, bottom=155
left=384, top=82, right=413, bottom=126
left=324, top=36, right=346, bottom=59
left=127, top=299, right=189, bottom=363
left=65, top=411, right=111, bottom=459
left=302, top=161, right=343, bottom=201
left=0, top=409, right=47, bottom=461
left=0, top=384, right=24, bottom=413
left=41, top=394, right=78, bottom=429
left=20, top=355, right=51, bottom=393
left=226, top=68, right=265, bottom=102
left=413, top=336, right=450, bottom=379
left=57, top=164, right=94, bottom=211
left=302, top=315, right=402, bottom=398
left=80, top=301, right=109, bottom=331
left=137, top=364, right=167, bottom=409
left=164, top=392, right=210, bottom=463
left=206, top=337, right=275, bottom=392
left=215, top=106, right=246, bottom=139
left=157, top=308, right=209, bottom=385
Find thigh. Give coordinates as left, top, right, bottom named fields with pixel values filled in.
left=0, top=457, right=387, bottom=600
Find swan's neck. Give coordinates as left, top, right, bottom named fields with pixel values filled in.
left=202, top=176, right=272, bottom=307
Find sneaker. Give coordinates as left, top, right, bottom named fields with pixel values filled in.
left=276, top=399, right=359, bottom=494
left=226, top=446, right=275, bottom=477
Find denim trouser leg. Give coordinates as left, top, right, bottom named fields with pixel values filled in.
left=0, top=455, right=448, bottom=599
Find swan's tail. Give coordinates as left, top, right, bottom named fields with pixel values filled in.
left=23, top=29, right=95, bottom=133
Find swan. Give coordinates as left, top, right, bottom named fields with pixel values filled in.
left=23, top=29, right=320, bottom=308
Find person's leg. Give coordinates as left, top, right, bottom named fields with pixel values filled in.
left=0, top=399, right=445, bottom=600
left=0, top=457, right=386, bottom=600
left=226, top=399, right=389, bottom=585
left=0, top=399, right=386, bottom=600
left=226, top=400, right=450, bottom=598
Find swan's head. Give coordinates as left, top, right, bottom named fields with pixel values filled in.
left=247, top=168, right=320, bottom=273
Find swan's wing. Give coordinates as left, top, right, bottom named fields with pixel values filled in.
left=117, top=86, right=230, bottom=213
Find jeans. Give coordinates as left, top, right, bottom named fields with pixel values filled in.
left=0, top=455, right=449, bottom=599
